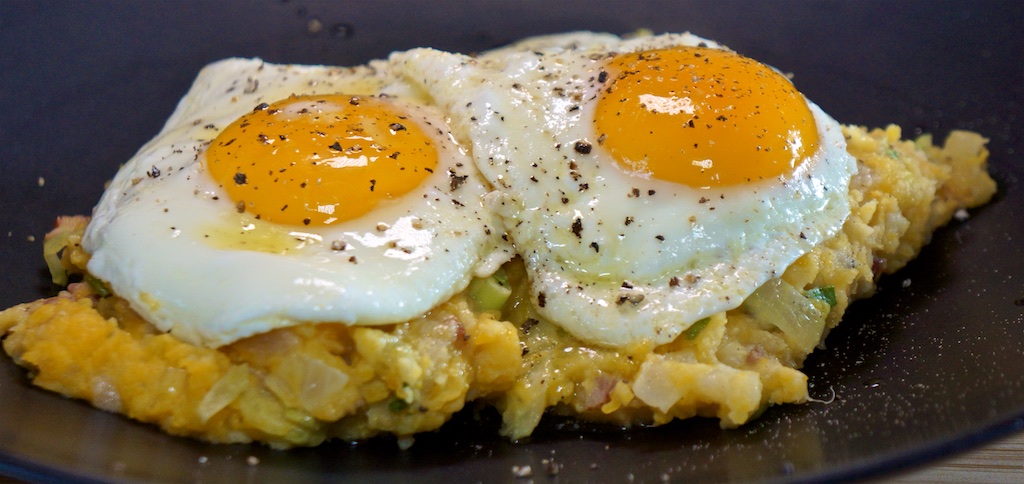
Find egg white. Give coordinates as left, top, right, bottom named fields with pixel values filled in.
left=83, top=58, right=512, bottom=348
left=391, top=33, right=858, bottom=347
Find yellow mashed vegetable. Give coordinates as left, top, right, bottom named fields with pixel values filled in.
left=0, top=125, right=996, bottom=448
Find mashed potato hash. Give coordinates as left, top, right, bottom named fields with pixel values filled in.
left=0, top=125, right=995, bottom=447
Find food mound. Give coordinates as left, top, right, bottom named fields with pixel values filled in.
left=0, top=32, right=996, bottom=448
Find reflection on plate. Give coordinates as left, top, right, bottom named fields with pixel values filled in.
left=1, top=1, right=1022, bottom=482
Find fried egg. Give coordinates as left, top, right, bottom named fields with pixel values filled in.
left=83, top=58, right=512, bottom=347
left=391, top=32, right=857, bottom=347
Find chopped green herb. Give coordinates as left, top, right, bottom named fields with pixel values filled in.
left=805, top=286, right=837, bottom=307
left=388, top=397, right=409, bottom=413
left=85, top=274, right=111, bottom=297
left=686, top=317, right=711, bottom=340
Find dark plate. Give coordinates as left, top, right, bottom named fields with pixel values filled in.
left=1, top=1, right=1022, bottom=482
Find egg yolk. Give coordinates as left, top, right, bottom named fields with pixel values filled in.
left=206, top=94, right=438, bottom=226
left=594, top=47, right=819, bottom=187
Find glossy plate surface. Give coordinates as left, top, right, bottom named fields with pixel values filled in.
left=1, top=1, right=1022, bottom=482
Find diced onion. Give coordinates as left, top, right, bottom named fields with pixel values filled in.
left=42, top=216, right=90, bottom=286
left=197, top=364, right=251, bottom=422
left=743, top=279, right=830, bottom=355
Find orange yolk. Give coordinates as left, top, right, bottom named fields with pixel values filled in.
left=594, top=47, right=819, bottom=187
left=206, top=94, right=438, bottom=226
